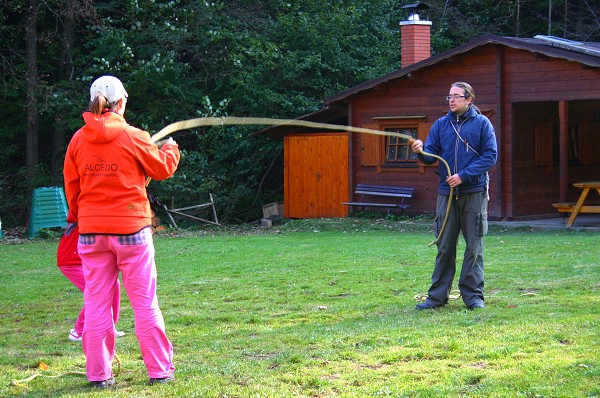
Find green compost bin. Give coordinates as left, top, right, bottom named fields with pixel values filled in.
left=27, top=187, right=68, bottom=239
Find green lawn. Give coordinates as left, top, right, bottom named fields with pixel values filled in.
left=0, top=218, right=598, bottom=397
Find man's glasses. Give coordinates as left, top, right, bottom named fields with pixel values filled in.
left=446, top=95, right=466, bottom=101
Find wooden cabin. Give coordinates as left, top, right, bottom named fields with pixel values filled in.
left=258, top=12, right=600, bottom=221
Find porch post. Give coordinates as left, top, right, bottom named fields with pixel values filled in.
left=558, top=101, right=569, bottom=202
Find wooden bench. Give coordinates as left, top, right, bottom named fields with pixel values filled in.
left=342, top=184, right=414, bottom=215
left=552, top=202, right=578, bottom=213
left=552, top=182, right=600, bottom=227
left=552, top=200, right=600, bottom=213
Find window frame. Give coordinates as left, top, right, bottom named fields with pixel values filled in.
left=382, top=127, right=419, bottom=166
left=369, top=116, right=428, bottom=173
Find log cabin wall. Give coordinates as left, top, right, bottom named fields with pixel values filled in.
left=512, top=102, right=561, bottom=217
left=503, top=48, right=600, bottom=217
left=260, top=36, right=600, bottom=220
left=345, top=43, right=600, bottom=220
left=348, top=45, right=503, bottom=218
left=512, top=101, right=600, bottom=217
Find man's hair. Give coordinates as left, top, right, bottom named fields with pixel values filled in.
left=451, top=82, right=481, bottom=114
left=451, top=82, right=475, bottom=99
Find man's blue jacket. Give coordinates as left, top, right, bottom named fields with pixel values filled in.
left=418, top=106, right=498, bottom=196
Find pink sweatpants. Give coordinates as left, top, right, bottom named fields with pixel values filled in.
left=78, top=227, right=174, bottom=381
left=57, top=265, right=121, bottom=336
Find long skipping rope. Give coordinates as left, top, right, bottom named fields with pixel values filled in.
left=147, top=116, right=453, bottom=247
left=10, top=357, right=121, bottom=387
left=12, top=117, right=451, bottom=387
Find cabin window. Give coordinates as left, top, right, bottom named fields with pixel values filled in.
left=534, top=123, right=600, bottom=165
left=362, top=117, right=427, bottom=172
left=384, top=128, right=418, bottom=164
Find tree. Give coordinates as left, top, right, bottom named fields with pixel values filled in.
left=25, top=0, right=38, bottom=184
left=1, top=0, right=599, bottom=228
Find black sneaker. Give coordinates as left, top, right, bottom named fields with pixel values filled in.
left=90, top=378, right=115, bottom=388
left=467, top=302, right=485, bottom=310
left=149, top=376, right=175, bottom=385
left=415, top=301, right=445, bottom=310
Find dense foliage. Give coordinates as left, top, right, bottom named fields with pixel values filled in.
left=1, top=0, right=599, bottom=227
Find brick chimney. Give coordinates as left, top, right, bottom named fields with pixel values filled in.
left=400, top=3, right=432, bottom=68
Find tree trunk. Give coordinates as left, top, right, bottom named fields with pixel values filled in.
left=548, top=0, right=553, bottom=35
left=25, top=0, right=39, bottom=182
left=516, top=0, right=520, bottom=37
left=52, top=0, right=76, bottom=183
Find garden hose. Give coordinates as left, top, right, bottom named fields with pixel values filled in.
left=147, top=116, right=453, bottom=246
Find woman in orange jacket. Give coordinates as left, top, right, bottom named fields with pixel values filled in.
left=63, top=75, right=180, bottom=388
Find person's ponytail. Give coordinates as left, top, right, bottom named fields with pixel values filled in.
left=89, top=95, right=108, bottom=116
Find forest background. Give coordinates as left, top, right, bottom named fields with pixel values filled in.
left=1, top=0, right=599, bottom=228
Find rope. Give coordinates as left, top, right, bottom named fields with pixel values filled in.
left=13, top=118, right=453, bottom=387
left=147, top=116, right=453, bottom=246
left=151, top=116, right=420, bottom=143
left=414, top=290, right=461, bottom=302
left=11, top=355, right=121, bottom=387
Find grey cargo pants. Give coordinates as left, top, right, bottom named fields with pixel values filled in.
left=426, top=191, right=488, bottom=307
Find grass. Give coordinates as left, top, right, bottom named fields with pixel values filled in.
left=0, top=217, right=598, bottom=397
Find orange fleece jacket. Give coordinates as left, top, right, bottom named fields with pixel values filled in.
left=63, top=111, right=180, bottom=234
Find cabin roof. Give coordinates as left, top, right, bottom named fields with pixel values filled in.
left=325, top=34, right=600, bottom=104
left=256, top=34, right=600, bottom=137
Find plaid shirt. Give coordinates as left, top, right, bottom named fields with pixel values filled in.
left=80, top=227, right=149, bottom=246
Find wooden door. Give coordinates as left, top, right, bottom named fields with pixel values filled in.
left=284, top=133, right=349, bottom=218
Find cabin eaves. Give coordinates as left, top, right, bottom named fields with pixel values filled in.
left=324, top=34, right=600, bottom=105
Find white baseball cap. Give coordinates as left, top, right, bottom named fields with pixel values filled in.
left=89, top=75, right=128, bottom=103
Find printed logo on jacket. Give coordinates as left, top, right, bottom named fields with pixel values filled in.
left=84, top=154, right=119, bottom=177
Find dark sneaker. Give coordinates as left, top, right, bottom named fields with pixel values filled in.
left=467, top=302, right=485, bottom=310
left=90, top=378, right=115, bottom=388
left=149, top=376, right=175, bottom=385
left=415, top=301, right=445, bottom=310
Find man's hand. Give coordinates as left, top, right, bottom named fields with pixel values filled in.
left=411, top=139, right=423, bottom=154
left=446, top=174, right=463, bottom=188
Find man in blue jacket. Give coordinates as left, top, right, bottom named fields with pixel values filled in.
left=411, top=82, right=498, bottom=310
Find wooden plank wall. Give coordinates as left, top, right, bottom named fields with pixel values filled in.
left=349, top=45, right=502, bottom=217
left=346, top=44, right=600, bottom=219
left=504, top=47, right=600, bottom=217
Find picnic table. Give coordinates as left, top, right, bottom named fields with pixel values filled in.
left=552, top=181, right=600, bottom=227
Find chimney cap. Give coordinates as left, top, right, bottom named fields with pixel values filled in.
left=401, top=2, right=430, bottom=12
left=401, top=2, right=430, bottom=22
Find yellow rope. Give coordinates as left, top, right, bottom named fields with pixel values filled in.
left=12, top=118, right=451, bottom=388
left=148, top=116, right=453, bottom=246
left=11, top=355, right=121, bottom=387
left=414, top=290, right=461, bottom=302
left=151, top=116, right=418, bottom=143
